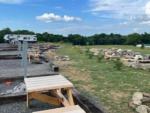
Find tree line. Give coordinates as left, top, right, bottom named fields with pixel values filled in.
left=0, top=28, right=150, bottom=45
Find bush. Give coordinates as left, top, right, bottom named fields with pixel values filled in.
left=85, top=48, right=90, bottom=55
left=141, top=43, right=145, bottom=49
left=75, top=47, right=83, bottom=54
left=113, top=58, right=123, bottom=70
left=97, top=53, right=104, bottom=62
left=88, top=52, right=94, bottom=59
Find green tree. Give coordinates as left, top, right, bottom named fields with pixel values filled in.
left=13, top=30, right=35, bottom=34
left=126, top=33, right=142, bottom=45
left=0, top=28, right=12, bottom=43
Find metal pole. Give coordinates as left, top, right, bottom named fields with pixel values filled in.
left=18, top=41, right=24, bottom=67
left=22, top=41, right=28, bottom=78
left=18, top=41, right=22, bottom=57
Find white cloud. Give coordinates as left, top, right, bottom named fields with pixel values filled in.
left=140, top=20, right=150, bottom=24
left=133, top=28, right=139, bottom=32
left=36, top=13, right=82, bottom=23
left=0, top=0, right=24, bottom=4
left=89, top=0, right=150, bottom=23
left=63, top=15, right=81, bottom=22
left=120, top=21, right=128, bottom=25
left=145, top=1, right=150, bottom=17
left=36, top=13, right=61, bottom=23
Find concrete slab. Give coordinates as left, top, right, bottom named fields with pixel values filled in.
left=0, top=51, right=19, bottom=56
left=0, top=59, right=58, bottom=79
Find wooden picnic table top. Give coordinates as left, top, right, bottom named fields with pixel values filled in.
left=25, top=75, right=74, bottom=92
left=32, top=105, right=86, bottom=113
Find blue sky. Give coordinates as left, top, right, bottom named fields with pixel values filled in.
left=0, top=0, right=150, bottom=36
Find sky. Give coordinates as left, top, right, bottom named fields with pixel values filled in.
left=0, top=0, right=150, bottom=36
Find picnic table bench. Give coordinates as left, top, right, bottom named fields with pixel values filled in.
left=33, top=105, right=86, bottom=113
left=24, top=75, right=74, bottom=107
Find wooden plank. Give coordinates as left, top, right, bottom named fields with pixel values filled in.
left=25, top=75, right=68, bottom=82
left=27, top=93, right=29, bottom=108
left=26, top=80, right=72, bottom=87
left=27, top=93, right=33, bottom=108
left=30, top=92, right=61, bottom=106
left=25, top=75, right=74, bottom=92
left=55, top=89, right=70, bottom=107
left=32, top=105, right=86, bottom=113
left=26, top=84, right=73, bottom=93
left=67, top=88, right=74, bottom=106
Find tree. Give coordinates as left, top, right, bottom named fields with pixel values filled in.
left=13, top=30, right=35, bottom=35
left=36, top=33, right=44, bottom=42
left=0, top=27, right=150, bottom=46
left=125, top=33, right=142, bottom=45
left=141, top=32, right=150, bottom=44
left=68, top=34, right=86, bottom=45
left=0, top=28, right=12, bottom=43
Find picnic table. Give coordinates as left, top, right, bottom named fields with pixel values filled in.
left=24, top=75, right=74, bottom=107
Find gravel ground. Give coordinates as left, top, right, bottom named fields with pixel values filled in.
left=0, top=43, right=61, bottom=113
left=0, top=98, right=58, bottom=113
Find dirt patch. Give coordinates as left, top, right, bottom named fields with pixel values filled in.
left=62, top=67, right=91, bottom=81
left=110, top=91, right=129, bottom=103
left=54, top=61, right=74, bottom=68
left=54, top=60, right=95, bottom=92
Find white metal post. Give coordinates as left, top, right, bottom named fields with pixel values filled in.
left=22, top=41, right=28, bottom=78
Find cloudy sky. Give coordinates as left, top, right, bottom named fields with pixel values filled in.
left=0, top=0, right=150, bottom=35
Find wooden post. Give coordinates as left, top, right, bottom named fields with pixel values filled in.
left=27, top=93, right=29, bottom=108
left=67, top=88, right=74, bottom=106
left=56, top=89, right=70, bottom=107
left=28, top=54, right=30, bottom=63
left=27, top=93, right=32, bottom=108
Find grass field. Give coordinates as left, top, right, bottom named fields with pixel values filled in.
left=56, top=44, right=150, bottom=113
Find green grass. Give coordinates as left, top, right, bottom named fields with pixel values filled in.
left=56, top=44, right=150, bottom=113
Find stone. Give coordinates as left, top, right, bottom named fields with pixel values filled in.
left=136, top=105, right=148, bottom=113
left=132, top=92, right=143, bottom=105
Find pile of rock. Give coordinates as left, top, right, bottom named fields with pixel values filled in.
left=103, top=48, right=150, bottom=70
left=88, top=48, right=149, bottom=61
left=104, top=48, right=137, bottom=60
left=55, top=55, right=70, bottom=61
left=129, top=92, right=150, bottom=113
left=89, top=48, right=101, bottom=56
left=38, top=44, right=60, bottom=52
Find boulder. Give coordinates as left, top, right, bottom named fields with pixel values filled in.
left=136, top=105, right=148, bottom=113
left=132, top=92, right=143, bottom=105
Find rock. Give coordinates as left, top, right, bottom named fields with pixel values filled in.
left=134, top=55, right=143, bottom=61
left=0, top=82, right=25, bottom=95
left=132, top=92, right=143, bottom=105
left=136, top=105, right=148, bottom=113
left=129, top=101, right=137, bottom=109
left=13, top=83, right=26, bottom=93
left=55, top=55, right=70, bottom=61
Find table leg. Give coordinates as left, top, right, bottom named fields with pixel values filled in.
left=27, top=93, right=32, bottom=108
left=27, top=93, right=29, bottom=108
left=67, top=88, right=74, bottom=106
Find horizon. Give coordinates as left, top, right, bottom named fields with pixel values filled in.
left=1, top=27, right=150, bottom=37
left=0, top=0, right=150, bottom=35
